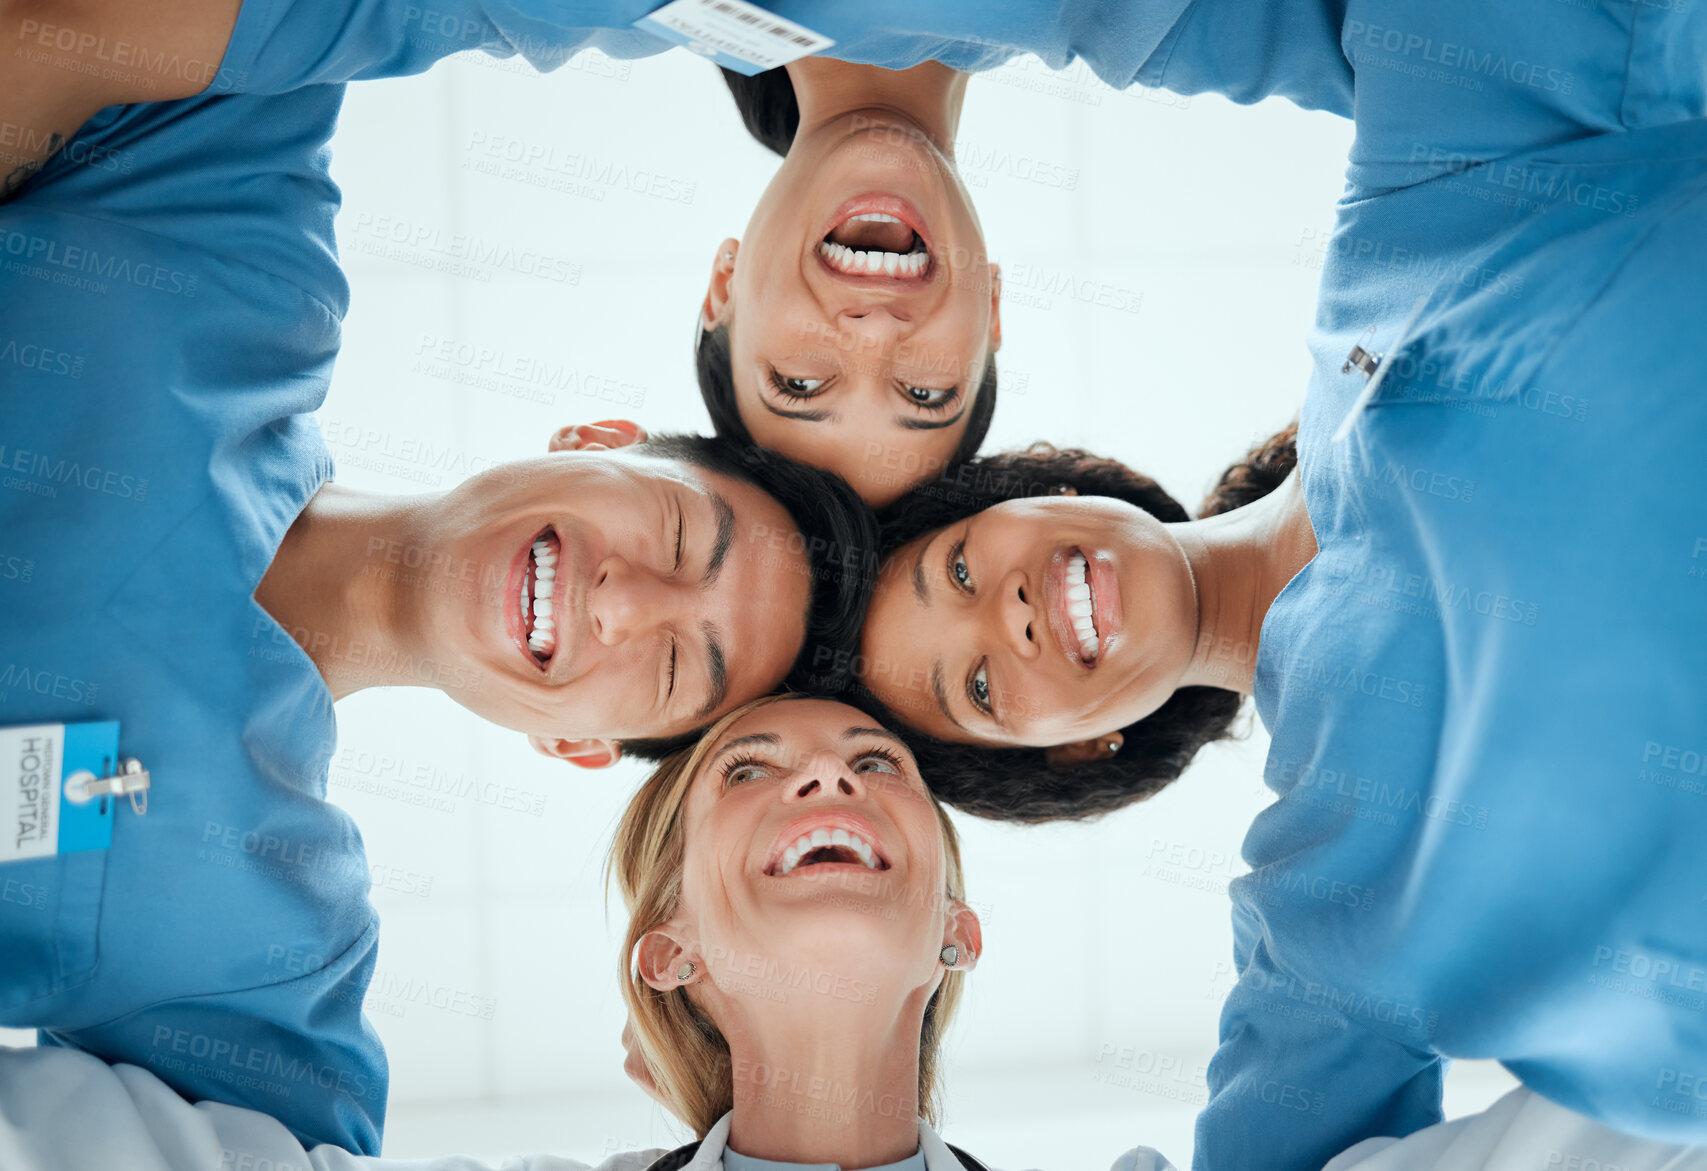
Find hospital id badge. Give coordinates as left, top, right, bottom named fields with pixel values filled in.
left=0, top=721, right=147, bottom=865
left=635, top=0, right=834, bottom=75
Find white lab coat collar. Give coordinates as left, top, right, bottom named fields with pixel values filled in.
left=686, top=1114, right=968, bottom=1170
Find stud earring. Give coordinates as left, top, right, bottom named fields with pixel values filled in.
left=939, top=945, right=959, bottom=968
left=722, top=251, right=734, bottom=261
left=676, top=960, right=697, bottom=983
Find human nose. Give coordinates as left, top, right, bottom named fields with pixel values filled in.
left=834, top=305, right=912, bottom=349
left=588, top=557, right=679, bottom=646
left=994, top=568, right=1041, bottom=661
left=782, top=750, right=868, bottom=802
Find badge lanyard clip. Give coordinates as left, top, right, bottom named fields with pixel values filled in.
left=64, top=757, right=150, bottom=816
left=1332, top=294, right=1430, bottom=444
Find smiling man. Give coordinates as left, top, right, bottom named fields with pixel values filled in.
left=256, top=421, right=875, bottom=768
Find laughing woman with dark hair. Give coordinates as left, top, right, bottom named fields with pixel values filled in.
left=856, top=429, right=1297, bottom=823
left=695, top=59, right=1004, bottom=509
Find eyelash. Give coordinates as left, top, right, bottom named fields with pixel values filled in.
left=768, top=369, right=961, bottom=414
left=719, top=745, right=909, bottom=787
left=673, top=507, right=684, bottom=572
left=944, top=536, right=993, bottom=717
left=768, top=369, right=827, bottom=401
left=666, top=635, right=677, bottom=699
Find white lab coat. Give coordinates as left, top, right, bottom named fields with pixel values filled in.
left=1, top=1046, right=1700, bottom=1171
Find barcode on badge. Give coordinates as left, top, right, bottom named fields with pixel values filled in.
left=636, top=0, right=835, bottom=74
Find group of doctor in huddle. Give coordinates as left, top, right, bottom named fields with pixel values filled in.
left=3, top=0, right=1707, bottom=1169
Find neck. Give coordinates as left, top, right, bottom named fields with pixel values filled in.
left=257, top=483, right=440, bottom=698
left=1171, top=474, right=1317, bottom=695
left=721, top=995, right=925, bottom=1168
left=787, top=57, right=968, bottom=155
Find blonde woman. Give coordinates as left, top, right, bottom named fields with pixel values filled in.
left=610, top=693, right=985, bottom=1168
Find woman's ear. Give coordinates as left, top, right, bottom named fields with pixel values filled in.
left=986, top=261, right=1003, bottom=354
left=943, top=900, right=984, bottom=974
left=548, top=420, right=648, bottom=454
left=635, top=924, right=698, bottom=992
left=528, top=735, right=622, bottom=769
left=702, top=238, right=740, bottom=331
left=1043, top=732, right=1123, bottom=770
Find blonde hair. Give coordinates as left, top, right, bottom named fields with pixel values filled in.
left=609, top=693, right=968, bottom=1137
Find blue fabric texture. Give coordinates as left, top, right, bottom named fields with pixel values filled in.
left=1197, top=88, right=1707, bottom=1171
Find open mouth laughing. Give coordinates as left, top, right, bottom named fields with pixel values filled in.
left=763, top=813, right=892, bottom=878
left=816, top=196, right=933, bottom=285
left=1048, top=547, right=1122, bottom=669
left=520, top=528, right=561, bottom=664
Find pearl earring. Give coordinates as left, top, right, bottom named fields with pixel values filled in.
left=939, top=945, right=959, bottom=968
left=676, top=961, right=696, bottom=982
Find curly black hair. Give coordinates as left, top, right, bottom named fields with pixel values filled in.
left=854, top=429, right=1298, bottom=824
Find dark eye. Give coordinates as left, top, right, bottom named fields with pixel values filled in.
left=904, top=385, right=956, bottom=409
left=949, top=542, right=972, bottom=590
left=968, top=662, right=991, bottom=714
left=666, top=637, right=678, bottom=698
left=673, top=508, right=684, bottom=572
left=769, top=370, right=826, bottom=399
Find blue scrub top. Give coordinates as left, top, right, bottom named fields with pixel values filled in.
left=0, top=0, right=672, bottom=1154
left=1193, top=93, right=1707, bottom=1171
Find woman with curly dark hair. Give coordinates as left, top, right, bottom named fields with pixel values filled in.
left=849, top=424, right=1304, bottom=824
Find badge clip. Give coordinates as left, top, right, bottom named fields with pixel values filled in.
left=1332, top=294, right=1430, bottom=444
left=64, top=757, right=150, bottom=816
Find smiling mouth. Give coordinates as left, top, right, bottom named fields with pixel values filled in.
left=1066, top=550, right=1100, bottom=663
left=521, top=528, right=560, bottom=663
left=767, top=826, right=890, bottom=878
left=818, top=211, right=932, bottom=281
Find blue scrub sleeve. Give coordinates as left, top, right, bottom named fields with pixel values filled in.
left=1193, top=938, right=1444, bottom=1171
left=215, top=0, right=668, bottom=95
left=38, top=918, right=387, bottom=1155
left=1149, top=0, right=1353, bottom=113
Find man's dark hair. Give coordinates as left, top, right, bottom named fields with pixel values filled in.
left=618, top=432, right=880, bottom=762
left=719, top=66, right=799, bottom=157
left=855, top=429, right=1298, bottom=823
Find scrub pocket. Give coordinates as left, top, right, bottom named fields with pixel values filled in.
left=0, top=849, right=107, bottom=1016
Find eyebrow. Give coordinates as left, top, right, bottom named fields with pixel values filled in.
left=841, top=725, right=903, bottom=743
left=912, top=536, right=931, bottom=604
left=897, top=399, right=969, bottom=431
left=701, top=490, right=737, bottom=589
left=929, top=661, right=970, bottom=735
left=759, top=394, right=968, bottom=430
left=717, top=732, right=780, bottom=754
left=762, top=398, right=835, bottom=423
left=693, top=622, right=729, bottom=723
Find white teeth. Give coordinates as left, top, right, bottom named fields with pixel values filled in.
left=817, top=240, right=928, bottom=279
left=772, top=827, right=883, bottom=876
left=534, top=598, right=553, bottom=618
left=1066, top=553, right=1099, bottom=660
left=848, top=212, right=903, bottom=224
left=536, top=563, right=556, bottom=582
left=535, top=616, right=554, bottom=631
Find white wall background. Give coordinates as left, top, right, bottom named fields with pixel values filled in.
left=1, top=42, right=1524, bottom=1169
